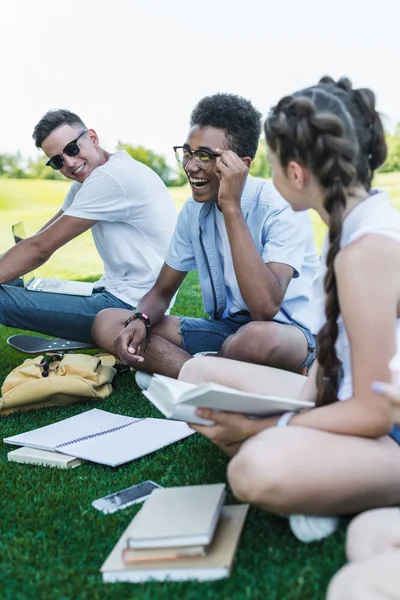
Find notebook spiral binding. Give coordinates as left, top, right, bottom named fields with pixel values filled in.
left=55, top=418, right=146, bottom=449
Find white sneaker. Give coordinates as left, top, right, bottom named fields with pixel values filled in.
left=289, top=514, right=339, bottom=543
left=135, top=371, right=154, bottom=391
left=193, top=351, right=219, bottom=357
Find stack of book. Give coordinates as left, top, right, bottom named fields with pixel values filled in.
left=101, top=483, right=249, bottom=583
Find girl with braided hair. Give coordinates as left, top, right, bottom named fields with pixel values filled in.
left=179, top=77, right=400, bottom=543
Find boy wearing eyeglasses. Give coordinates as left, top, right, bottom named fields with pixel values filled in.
left=0, top=109, right=177, bottom=343
left=92, top=93, right=319, bottom=381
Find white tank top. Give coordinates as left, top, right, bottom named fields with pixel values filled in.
left=314, top=190, right=400, bottom=400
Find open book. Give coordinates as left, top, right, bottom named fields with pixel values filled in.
left=3, top=409, right=193, bottom=466
left=143, top=375, right=314, bottom=425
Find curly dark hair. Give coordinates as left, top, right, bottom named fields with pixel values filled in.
left=190, top=93, right=261, bottom=159
left=33, top=109, right=87, bottom=149
left=264, top=76, right=387, bottom=407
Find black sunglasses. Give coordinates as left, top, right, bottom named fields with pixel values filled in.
left=46, top=130, right=88, bottom=170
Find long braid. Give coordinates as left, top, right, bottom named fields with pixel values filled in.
left=312, top=78, right=386, bottom=403
left=265, top=79, right=387, bottom=406
left=316, top=179, right=347, bottom=405
left=265, top=90, right=358, bottom=406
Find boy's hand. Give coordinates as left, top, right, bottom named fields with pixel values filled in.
left=214, top=150, right=248, bottom=214
left=114, top=320, right=146, bottom=365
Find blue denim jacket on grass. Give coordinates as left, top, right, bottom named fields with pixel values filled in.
left=165, top=175, right=319, bottom=332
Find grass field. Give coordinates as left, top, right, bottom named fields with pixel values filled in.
left=1, top=173, right=400, bottom=600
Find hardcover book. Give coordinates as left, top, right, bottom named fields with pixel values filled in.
left=101, top=504, right=249, bottom=583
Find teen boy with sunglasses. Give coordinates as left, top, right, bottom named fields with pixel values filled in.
left=92, top=93, right=319, bottom=379
left=0, top=110, right=177, bottom=343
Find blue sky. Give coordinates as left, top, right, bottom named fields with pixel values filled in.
left=1, top=0, right=399, bottom=165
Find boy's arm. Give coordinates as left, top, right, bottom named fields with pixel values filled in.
left=36, top=209, right=65, bottom=233
left=114, top=264, right=187, bottom=364
left=0, top=214, right=97, bottom=283
left=216, top=150, right=297, bottom=321
left=224, top=206, right=294, bottom=320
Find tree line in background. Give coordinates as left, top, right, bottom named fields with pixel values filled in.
left=1, top=128, right=400, bottom=185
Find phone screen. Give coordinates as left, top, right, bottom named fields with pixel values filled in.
left=107, top=481, right=160, bottom=506
left=92, top=481, right=161, bottom=513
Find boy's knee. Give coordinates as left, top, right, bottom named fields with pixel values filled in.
left=222, top=322, right=279, bottom=363
left=91, top=308, right=125, bottom=343
left=91, top=308, right=110, bottom=337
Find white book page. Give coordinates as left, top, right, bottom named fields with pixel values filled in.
left=142, top=391, right=215, bottom=425
left=141, top=375, right=313, bottom=422
left=62, top=418, right=194, bottom=466
left=143, top=376, right=215, bottom=424
left=149, top=376, right=198, bottom=405
left=180, top=384, right=314, bottom=416
left=3, top=409, right=134, bottom=451
left=103, top=567, right=227, bottom=583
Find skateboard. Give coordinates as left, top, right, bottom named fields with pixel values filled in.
left=7, top=334, right=97, bottom=354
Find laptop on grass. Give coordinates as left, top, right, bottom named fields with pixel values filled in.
left=12, top=222, right=94, bottom=297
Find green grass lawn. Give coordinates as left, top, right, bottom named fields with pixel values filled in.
left=1, top=173, right=400, bottom=600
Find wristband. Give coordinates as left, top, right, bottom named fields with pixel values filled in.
left=276, top=411, right=296, bottom=428
left=124, top=312, right=151, bottom=352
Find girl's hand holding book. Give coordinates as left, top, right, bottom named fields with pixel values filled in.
left=189, top=409, right=279, bottom=457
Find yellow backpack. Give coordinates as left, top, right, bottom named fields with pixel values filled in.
left=0, top=353, right=117, bottom=415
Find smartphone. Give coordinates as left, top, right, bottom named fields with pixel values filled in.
left=92, top=480, right=162, bottom=514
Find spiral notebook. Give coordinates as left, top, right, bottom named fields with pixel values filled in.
left=3, top=409, right=194, bottom=467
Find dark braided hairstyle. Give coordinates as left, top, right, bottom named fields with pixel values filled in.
left=265, top=77, right=387, bottom=406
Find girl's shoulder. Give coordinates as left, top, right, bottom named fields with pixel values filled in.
left=341, top=190, right=400, bottom=249
left=335, top=232, right=400, bottom=285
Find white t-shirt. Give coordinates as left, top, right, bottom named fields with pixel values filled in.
left=62, top=150, right=177, bottom=307
left=314, top=190, right=400, bottom=400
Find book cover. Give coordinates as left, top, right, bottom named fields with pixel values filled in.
left=101, top=504, right=249, bottom=583
left=143, top=374, right=313, bottom=425
left=3, top=408, right=194, bottom=467
left=127, top=483, right=226, bottom=548
left=122, top=545, right=206, bottom=564
left=7, top=447, right=83, bottom=469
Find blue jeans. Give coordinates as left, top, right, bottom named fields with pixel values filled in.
left=0, top=282, right=133, bottom=343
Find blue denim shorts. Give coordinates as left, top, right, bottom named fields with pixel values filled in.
left=179, top=311, right=317, bottom=370
left=179, top=312, right=252, bottom=355
left=389, top=424, right=400, bottom=446
left=296, top=325, right=317, bottom=371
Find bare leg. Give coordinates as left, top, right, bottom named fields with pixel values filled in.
left=227, top=426, right=400, bottom=515
left=221, top=321, right=309, bottom=371
left=179, top=356, right=306, bottom=398
left=327, top=551, right=400, bottom=600
left=92, top=308, right=192, bottom=377
left=92, top=308, right=135, bottom=354
left=327, top=509, right=400, bottom=599
left=345, top=508, right=400, bottom=562
left=92, top=308, right=183, bottom=351
left=129, top=333, right=190, bottom=377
